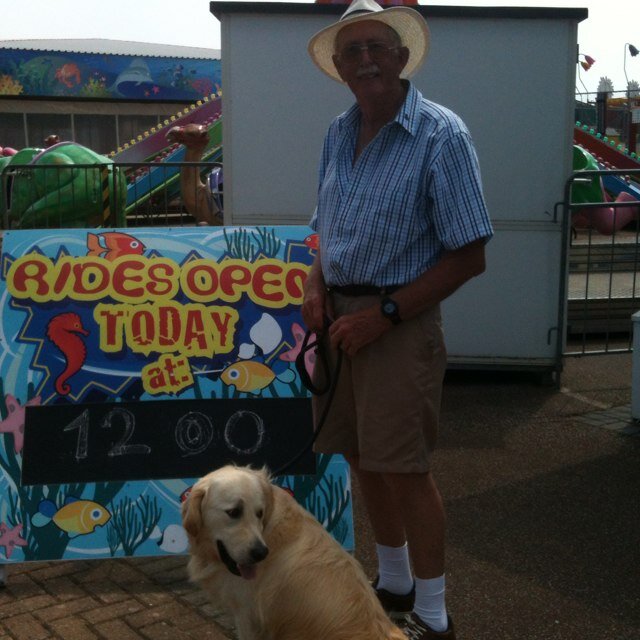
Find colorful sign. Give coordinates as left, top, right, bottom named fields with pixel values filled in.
left=0, top=49, right=220, bottom=101
left=0, top=226, right=353, bottom=563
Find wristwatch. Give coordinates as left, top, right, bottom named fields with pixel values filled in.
left=380, top=296, right=402, bottom=325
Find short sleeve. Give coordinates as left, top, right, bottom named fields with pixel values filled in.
left=428, top=131, right=493, bottom=250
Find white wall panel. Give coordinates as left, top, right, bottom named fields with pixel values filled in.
left=212, top=3, right=585, bottom=371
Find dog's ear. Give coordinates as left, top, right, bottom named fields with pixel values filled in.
left=182, top=485, right=206, bottom=538
left=259, top=469, right=276, bottom=526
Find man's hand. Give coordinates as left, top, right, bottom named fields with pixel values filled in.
left=301, top=285, right=328, bottom=334
left=328, top=305, right=391, bottom=357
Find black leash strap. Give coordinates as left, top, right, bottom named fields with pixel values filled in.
left=294, top=329, right=331, bottom=396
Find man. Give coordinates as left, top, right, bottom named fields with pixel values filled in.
left=303, top=1, right=493, bottom=638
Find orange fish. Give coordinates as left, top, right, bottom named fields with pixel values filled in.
left=55, top=63, right=81, bottom=88
left=31, top=497, right=111, bottom=538
left=220, top=360, right=296, bottom=395
left=87, top=232, right=146, bottom=261
left=220, top=361, right=276, bottom=394
left=304, top=233, right=319, bottom=251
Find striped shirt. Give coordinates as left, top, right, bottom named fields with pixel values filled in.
left=310, top=82, right=493, bottom=287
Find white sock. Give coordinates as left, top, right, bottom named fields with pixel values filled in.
left=413, top=575, right=448, bottom=633
left=375, top=542, right=414, bottom=595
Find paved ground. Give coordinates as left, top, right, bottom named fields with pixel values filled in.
left=1, top=353, right=639, bottom=639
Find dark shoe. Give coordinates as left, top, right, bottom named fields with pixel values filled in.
left=372, top=575, right=415, bottom=619
left=401, top=613, right=456, bottom=639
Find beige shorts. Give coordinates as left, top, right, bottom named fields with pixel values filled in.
left=312, top=293, right=447, bottom=474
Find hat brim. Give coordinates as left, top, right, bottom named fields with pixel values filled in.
left=308, top=7, right=430, bottom=83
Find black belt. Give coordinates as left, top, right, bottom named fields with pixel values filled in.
left=329, top=284, right=402, bottom=297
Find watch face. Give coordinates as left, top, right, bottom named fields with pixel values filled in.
left=381, top=297, right=401, bottom=324
left=383, top=300, right=396, bottom=314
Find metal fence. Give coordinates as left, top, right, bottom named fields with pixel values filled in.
left=561, top=167, right=640, bottom=356
left=4, top=160, right=640, bottom=360
left=0, top=160, right=223, bottom=231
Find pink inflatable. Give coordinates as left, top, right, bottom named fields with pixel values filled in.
left=573, top=190, right=640, bottom=235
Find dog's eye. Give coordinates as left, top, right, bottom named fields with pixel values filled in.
left=256, top=509, right=263, bottom=519
left=226, top=507, right=242, bottom=519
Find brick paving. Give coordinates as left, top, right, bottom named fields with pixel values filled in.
left=0, top=557, right=235, bottom=640
left=1, top=354, right=639, bottom=640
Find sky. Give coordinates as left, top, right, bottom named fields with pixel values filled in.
left=1, top=0, right=639, bottom=96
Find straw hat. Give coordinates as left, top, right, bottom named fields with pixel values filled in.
left=308, top=0, right=430, bottom=83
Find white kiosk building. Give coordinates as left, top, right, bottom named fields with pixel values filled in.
left=210, top=2, right=587, bottom=379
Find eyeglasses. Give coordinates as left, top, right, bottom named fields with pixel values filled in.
left=336, top=42, right=399, bottom=64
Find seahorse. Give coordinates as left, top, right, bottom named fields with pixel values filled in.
left=46, top=312, right=89, bottom=396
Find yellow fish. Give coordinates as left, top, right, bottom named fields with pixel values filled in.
left=221, top=361, right=276, bottom=394
left=32, top=497, right=111, bottom=538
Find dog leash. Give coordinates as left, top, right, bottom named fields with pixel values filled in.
left=294, top=328, right=331, bottom=395
left=271, top=323, right=342, bottom=476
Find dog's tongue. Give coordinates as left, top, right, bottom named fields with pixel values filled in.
left=238, top=564, right=257, bottom=580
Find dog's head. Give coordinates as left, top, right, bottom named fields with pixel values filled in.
left=182, top=465, right=274, bottom=580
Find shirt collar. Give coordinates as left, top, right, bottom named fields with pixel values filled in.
left=341, top=81, right=422, bottom=136
left=393, top=81, right=422, bottom=136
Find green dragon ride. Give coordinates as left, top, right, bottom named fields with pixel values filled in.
left=0, top=142, right=126, bottom=229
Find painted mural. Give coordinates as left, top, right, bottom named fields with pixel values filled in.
left=0, top=49, right=221, bottom=101
left=0, top=226, right=353, bottom=563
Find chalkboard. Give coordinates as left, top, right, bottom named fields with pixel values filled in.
left=22, top=398, right=315, bottom=485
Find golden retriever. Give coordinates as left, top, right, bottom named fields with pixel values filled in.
left=182, top=465, right=405, bottom=640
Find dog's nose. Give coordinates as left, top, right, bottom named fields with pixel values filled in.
left=250, top=543, right=269, bottom=564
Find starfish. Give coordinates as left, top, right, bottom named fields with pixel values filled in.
left=0, top=394, right=42, bottom=454
left=278, top=322, right=316, bottom=375
left=0, top=522, right=27, bottom=559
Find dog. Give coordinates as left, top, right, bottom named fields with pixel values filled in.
left=182, top=465, right=405, bottom=640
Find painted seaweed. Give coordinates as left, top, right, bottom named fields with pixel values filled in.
left=275, top=454, right=351, bottom=543
left=223, top=227, right=282, bottom=261
left=224, top=227, right=256, bottom=261
left=107, top=494, right=162, bottom=557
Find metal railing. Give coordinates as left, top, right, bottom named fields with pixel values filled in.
left=0, top=161, right=223, bottom=230
left=575, top=89, right=640, bottom=153
left=560, top=167, right=640, bottom=358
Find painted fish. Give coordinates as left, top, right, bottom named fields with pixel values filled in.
left=110, top=58, right=154, bottom=97
left=55, top=63, right=81, bottom=88
left=87, top=231, right=145, bottom=261
left=304, top=233, right=319, bottom=251
left=31, top=497, right=111, bottom=538
left=220, top=360, right=295, bottom=395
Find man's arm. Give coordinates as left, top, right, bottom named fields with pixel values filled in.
left=328, top=239, right=487, bottom=357
left=301, top=249, right=332, bottom=333
left=393, top=238, right=486, bottom=318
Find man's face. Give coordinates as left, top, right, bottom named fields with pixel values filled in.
left=332, top=20, right=409, bottom=100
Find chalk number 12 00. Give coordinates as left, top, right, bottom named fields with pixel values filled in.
left=63, top=407, right=266, bottom=461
